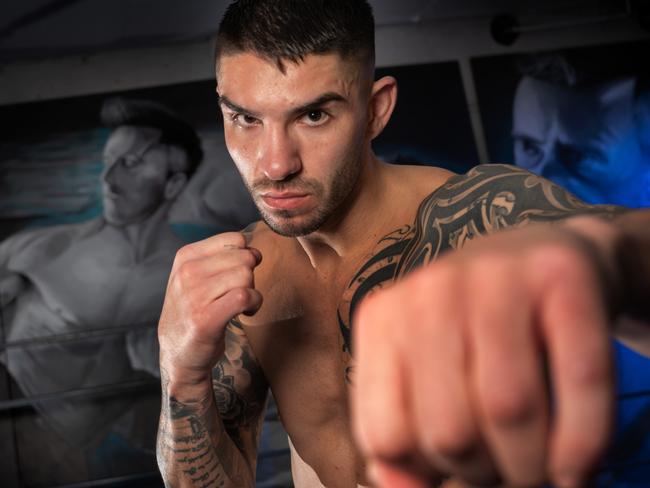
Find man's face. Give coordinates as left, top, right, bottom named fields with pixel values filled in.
left=512, top=76, right=649, bottom=207
left=101, top=125, right=172, bottom=225
left=216, top=52, right=370, bottom=236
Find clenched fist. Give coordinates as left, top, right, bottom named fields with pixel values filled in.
left=353, top=218, right=619, bottom=488
left=158, top=232, right=263, bottom=386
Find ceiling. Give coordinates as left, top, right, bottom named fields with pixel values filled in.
left=0, top=0, right=634, bottom=63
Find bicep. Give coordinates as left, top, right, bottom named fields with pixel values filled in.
left=212, top=319, right=269, bottom=461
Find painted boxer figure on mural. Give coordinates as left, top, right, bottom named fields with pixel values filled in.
left=156, top=1, right=650, bottom=487
left=0, top=97, right=201, bottom=484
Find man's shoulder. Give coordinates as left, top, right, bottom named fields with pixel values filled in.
left=418, top=163, right=529, bottom=198
left=386, top=163, right=532, bottom=222
left=1, top=218, right=104, bottom=265
left=413, top=163, right=551, bottom=213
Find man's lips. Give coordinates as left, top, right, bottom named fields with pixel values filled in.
left=260, top=192, right=310, bottom=210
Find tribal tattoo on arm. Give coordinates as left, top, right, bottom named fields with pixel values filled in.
left=157, top=320, right=268, bottom=488
left=338, top=164, right=624, bottom=359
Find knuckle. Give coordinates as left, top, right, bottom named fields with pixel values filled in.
left=423, top=423, right=478, bottom=460
left=173, top=244, right=195, bottom=267
left=529, top=244, right=585, bottom=282
left=481, top=387, right=537, bottom=426
left=177, top=261, right=197, bottom=283
left=230, top=287, right=251, bottom=308
left=241, top=249, right=258, bottom=268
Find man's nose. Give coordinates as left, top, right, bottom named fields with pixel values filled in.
left=102, top=160, right=121, bottom=187
left=258, top=126, right=301, bottom=181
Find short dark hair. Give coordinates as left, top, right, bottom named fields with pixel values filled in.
left=100, top=97, right=203, bottom=176
left=215, top=0, right=375, bottom=73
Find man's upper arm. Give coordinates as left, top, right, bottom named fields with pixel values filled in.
left=396, top=164, right=625, bottom=276
left=212, top=318, right=269, bottom=466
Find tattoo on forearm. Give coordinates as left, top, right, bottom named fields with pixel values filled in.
left=158, top=368, right=242, bottom=488
left=157, top=321, right=267, bottom=487
left=337, top=164, right=623, bottom=360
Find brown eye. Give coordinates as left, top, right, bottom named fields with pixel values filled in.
left=307, top=110, right=323, bottom=122
left=302, top=110, right=329, bottom=126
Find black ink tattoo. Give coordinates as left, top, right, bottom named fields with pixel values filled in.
left=337, top=164, right=622, bottom=360
left=157, top=320, right=268, bottom=487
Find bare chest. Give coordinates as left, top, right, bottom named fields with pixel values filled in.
left=248, top=275, right=352, bottom=413
left=247, top=283, right=364, bottom=487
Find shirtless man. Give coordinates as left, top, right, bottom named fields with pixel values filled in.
left=156, top=1, right=650, bottom=487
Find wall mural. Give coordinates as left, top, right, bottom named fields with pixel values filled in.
left=473, top=40, right=650, bottom=486
left=0, top=84, right=260, bottom=487
left=0, top=62, right=477, bottom=487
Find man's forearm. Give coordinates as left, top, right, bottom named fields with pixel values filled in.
left=157, top=370, right=255, bottom=488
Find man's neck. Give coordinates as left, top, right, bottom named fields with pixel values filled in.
left=115, top=202, right=174, bottom=262
left=296, top=154, right=399, bottom=269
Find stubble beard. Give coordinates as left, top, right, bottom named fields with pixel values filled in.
left=249, top=152, right=363, bottom=238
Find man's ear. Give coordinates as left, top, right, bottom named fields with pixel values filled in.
left=367, top=76, right=398, bottom=140
left=164, top=172, right=188, bottom=200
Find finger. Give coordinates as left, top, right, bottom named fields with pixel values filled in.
left=204, top=287, right=263, bottom=330
left=352, top=290, right=415, bottom=462
left=194, top=266, right=256, bottom=304
left=538, top=258, right=614, bottom=488
left=466, top=257, right=548, bottom=486
left=178, top=248, right=261, bottom=280
left=406, top=265, right=497, bottom=485
left=173, top=232, right=251, bottom=268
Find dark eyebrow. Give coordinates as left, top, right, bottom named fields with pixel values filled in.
left=218, top=95, right=261, bottom=118
left=289, top=92, right=348, bottom=116
left=217, top=92, right=348, bottom=119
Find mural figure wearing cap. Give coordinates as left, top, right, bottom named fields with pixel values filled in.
left=0, top=97, right=202, bottom=484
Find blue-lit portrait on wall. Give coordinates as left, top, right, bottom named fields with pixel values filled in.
left=472, top=40, right=650, bottom=208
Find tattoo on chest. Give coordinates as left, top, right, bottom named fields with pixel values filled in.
left=337, top=164, right=621, bottom=364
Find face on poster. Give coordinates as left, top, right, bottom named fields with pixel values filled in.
left=473, top=41, right=650, bottom=208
